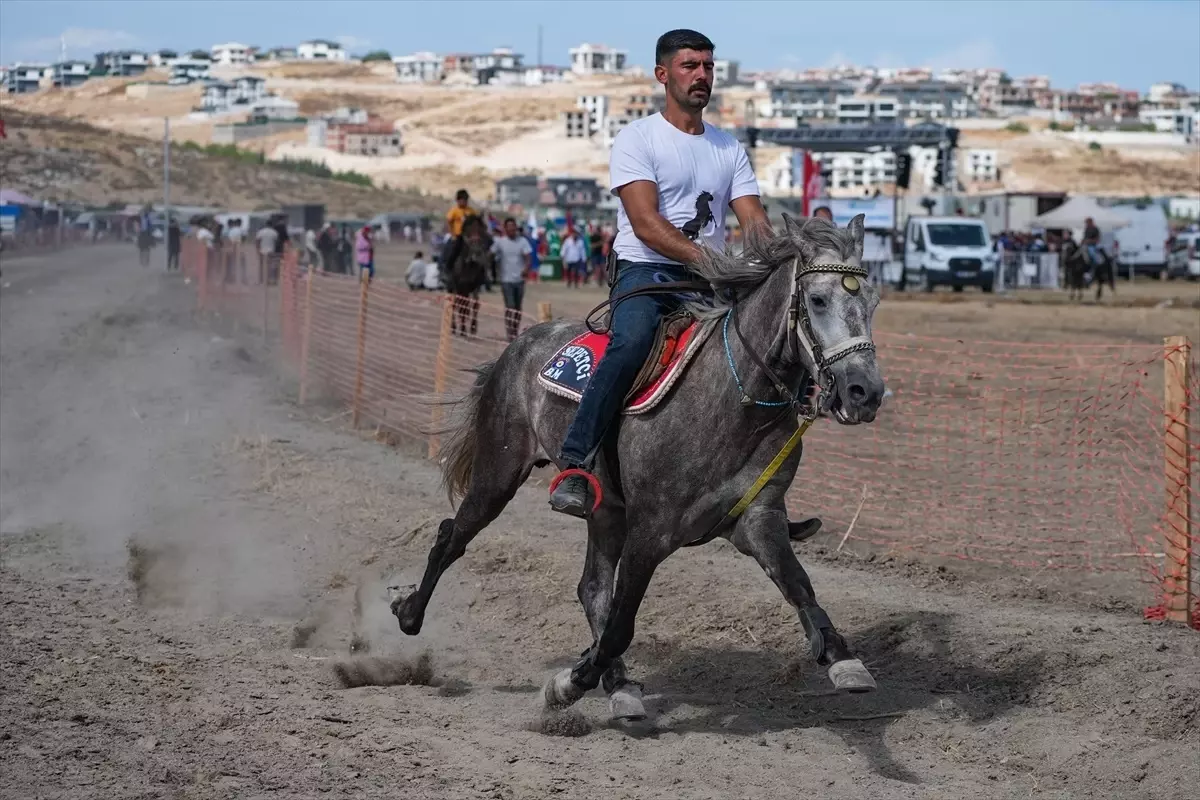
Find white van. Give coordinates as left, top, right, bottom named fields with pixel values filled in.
left=1102, top=203, right=1170, bottom=278
left=902, top=216, right=998, bottom=292
left=1168, top=230, right=1200, bottom=280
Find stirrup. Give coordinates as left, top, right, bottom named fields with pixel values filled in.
left=549, top=468, right=603, bottom=515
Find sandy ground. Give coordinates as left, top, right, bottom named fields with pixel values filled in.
left=1, top=246, right=1198, bottom=800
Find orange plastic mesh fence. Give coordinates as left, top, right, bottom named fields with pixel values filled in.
left=181, top=244, right=1198, bottom=622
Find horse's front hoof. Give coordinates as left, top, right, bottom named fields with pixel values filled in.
left=541, top=668, right=586, bottom=711
left=388, top=590, right=423, bottom=636
left=608, top=684, right=647, bottom=722
left=828, top=658, right=877, bottom=693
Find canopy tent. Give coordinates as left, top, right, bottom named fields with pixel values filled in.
left=1032, top=196, right=1131, bottom=230
left=0, top=188, right=38, bottom=206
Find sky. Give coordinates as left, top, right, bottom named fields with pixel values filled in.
left=1, top=0, right=1197, bottom=91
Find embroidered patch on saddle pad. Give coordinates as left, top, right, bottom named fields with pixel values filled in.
left=536, top=321, right=711, bottom=415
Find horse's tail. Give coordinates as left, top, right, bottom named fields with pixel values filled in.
left=436, top=361, right=496, bottom=503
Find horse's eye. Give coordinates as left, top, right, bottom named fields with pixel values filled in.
left=810, top=295, right=827, bottom=310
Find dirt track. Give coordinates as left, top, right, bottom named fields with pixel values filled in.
left=1, top=246, right=1198, bottom=800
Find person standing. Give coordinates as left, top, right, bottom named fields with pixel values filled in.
left=560, top=226, right=588, bottom=288
left=255, top=222, right=278, bottom=285
left=490, top=217, right=533, bottom=341
left=317, top=223, right=336, bottom=272
left=166, top=217, right=181, bottom=271
left=355, top=225, right=375, bottom=282
left=549, top=28, right=770, bottom=516
left=270, top=216, right=289, bottom=285
left=304, top=226, right=321, bottom=270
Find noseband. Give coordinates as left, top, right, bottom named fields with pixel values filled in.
left=788, top=257, right=875, bottom=411
left=726, top=256, right=873, bottom=416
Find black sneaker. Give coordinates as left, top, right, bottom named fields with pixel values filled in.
left=550, top=473, right=593, bottom=518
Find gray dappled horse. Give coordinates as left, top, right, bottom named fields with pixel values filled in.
left=393, top=214, right=886, bottom=721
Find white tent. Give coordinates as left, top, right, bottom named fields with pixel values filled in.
left=1032, top=196, right=1131, bottom=230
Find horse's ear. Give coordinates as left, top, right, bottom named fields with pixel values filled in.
left=846, top=213, right=866, bottom=260
left=781, top=213, right=805, bottom=239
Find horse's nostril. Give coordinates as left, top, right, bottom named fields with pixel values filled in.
left=848, top=384, right=867, bottom=402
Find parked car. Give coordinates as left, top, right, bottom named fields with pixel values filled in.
left=1167, top=231, right=1200, bottom=280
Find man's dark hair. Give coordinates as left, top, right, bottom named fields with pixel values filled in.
left=504, top=217, right=516, bottom=225
left=813, top=206, right=832, bottom=217
left=455, top=189, right=469, bottom=201
left=415, top=250, right=424, bottom=258
left=655, top=29, right=714, bottom=66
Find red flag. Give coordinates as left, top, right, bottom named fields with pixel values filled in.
left=0, top=118, right=7, bottom=139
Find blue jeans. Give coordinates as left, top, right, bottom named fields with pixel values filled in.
left=559, top=260, right=694, bottom=466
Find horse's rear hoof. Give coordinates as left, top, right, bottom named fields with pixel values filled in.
left=609, top=684, right=647, bottom=722
left=541, top=668, right=586, bottom=711
left=828, top=658, right=877, bottom=693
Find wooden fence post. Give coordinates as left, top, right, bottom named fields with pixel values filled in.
left=298, top=263, right=316, bottom=404
left=351, top=274, right=371, bottom=429
left=1162, top=335, right=1193, bottom=623
left=538, top=302, right=552, bottom=323
left=428, top=299, right=455, bottom=460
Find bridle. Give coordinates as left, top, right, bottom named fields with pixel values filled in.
left=725, top=255, right=874, bottom=419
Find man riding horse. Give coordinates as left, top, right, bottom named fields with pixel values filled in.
left=549, top=29, right=772, bottom=515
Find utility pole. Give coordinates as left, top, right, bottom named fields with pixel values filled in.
left=163, top=117, right=171, bottom=270
left=537, top=24, right=543, bottom=67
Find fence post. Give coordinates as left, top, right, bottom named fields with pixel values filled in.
left=298, top=263, right=316, bottom=404
left=196, top=241, right=208, bottom=311
left=428, top=298, right=455, bottom=460
left=351, top=274, right=370, bottom=429
left=538, top=302, right=552, bottom=323
left=1162, top=335, right=1193, bottom=623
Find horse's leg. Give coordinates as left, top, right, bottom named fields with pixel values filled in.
left=577, top=506, right=644, bottom=720
left=729, top=505, right=876, bottom=693
left=543, top=530, right=669, bottom=710
left=391, top=438, right=535, bottom=636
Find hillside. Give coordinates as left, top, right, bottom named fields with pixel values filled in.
left=0, top=110, right=444, bottom=217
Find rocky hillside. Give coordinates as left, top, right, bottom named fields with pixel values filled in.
left=0, top=110, right=444, bottom=216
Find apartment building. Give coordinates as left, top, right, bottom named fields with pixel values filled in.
left=393, top=51, right=442, bottom=83
left=569, top=43, right=627, bottom=75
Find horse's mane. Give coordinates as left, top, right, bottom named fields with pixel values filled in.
left=461, top=213, right=486, bottom=238
left=687, top=217, right=860, bottom=319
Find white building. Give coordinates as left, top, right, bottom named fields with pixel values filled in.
left=1168, top=196, right=1200, bottom=221
left=812, top=151, right=897, bottom=192
left=393, top=51, right=442, bottom=83
left=472, top=47, right=522, bottom=71
left=52, top=61, right=90, bottom=89
left=249, top=95, right=299, bottom=120
left=577, top=95, right=609, bottom=135
left=3, top=64, right=47, bottom=94
left=1149, top=82, right=1189, bottom=103
left=714, top=59, right=740, bottom=86
left=563, top=109, right=589, bottom=139
left=297, top=40, right=346, bottom=61
left=569, top=43, right=627, bottom=75
left=1139, top=107, right=1199, bottom=136
left=961, top=149, right=999, bottom=183
left=524, top=65, right=566, bottom=86
left=168, top=59, right=211, bottom=85
left=211, top=42, right=252, bottom=65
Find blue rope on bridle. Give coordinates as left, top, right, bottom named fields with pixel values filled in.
left=722, top=310, right=792, bottom=408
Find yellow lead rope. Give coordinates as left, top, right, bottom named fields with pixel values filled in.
left=721, top=417, right=815, bottom=524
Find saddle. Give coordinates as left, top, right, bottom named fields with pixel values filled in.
left=537, top=312, right=712, bottom=415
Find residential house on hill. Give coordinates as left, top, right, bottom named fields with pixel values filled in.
left=266, top=46, right=298, bottom=61
left=94, top=51, right=149, bottom=77
left=297, top=40, right=346, bottom=61
left=394, top=51, right=442, bottom=83
left=52, top=61, right=91, bottom=89
left=168, top=59, right=211, bottom=85
left=569, top=43, right=627, bottom=75
left=3, top=64, right=47, bottom=94
left=211, top=42, right=253, bottom=65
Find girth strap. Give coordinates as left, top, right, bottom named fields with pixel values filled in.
left=684, top=416, right=815, bottom=548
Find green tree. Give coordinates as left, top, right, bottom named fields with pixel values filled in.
left=361, top=50, right=392, bottom=62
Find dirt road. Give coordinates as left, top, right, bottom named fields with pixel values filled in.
left=1, top=247, right=1197, bottom=799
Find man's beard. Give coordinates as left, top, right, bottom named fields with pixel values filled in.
left=672, top=81, right=711, bottom=110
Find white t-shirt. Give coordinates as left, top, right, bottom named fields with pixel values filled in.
left=255, top=226, right=278, bottom=255
left=225, top=226, right=244, bottom=244
left=423, top=259, right=441, bottom=290
left=610, top=113, right=759, bottom=265
left=406, top=258, right=426, bottom=285
left=490, top=236, right=533, bottom=283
